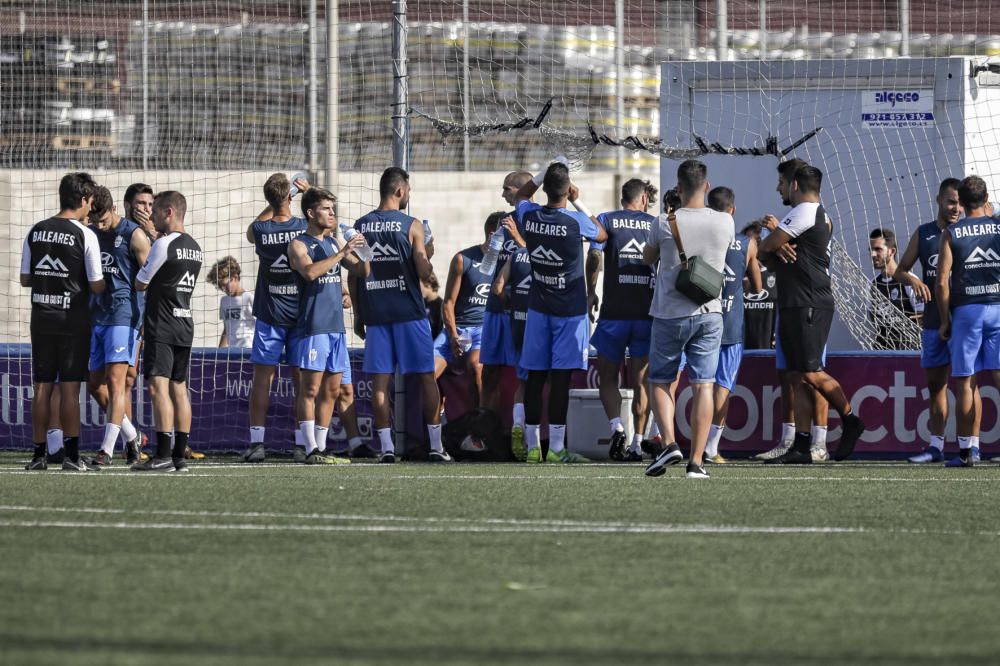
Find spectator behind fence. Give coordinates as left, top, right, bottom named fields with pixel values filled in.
left=208, top=256, right=255, bottom=349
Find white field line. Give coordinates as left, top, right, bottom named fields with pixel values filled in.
left=0, top=504, right=994, bottom=538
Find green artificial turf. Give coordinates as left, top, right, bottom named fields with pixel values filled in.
left=2, top=455, right=999, bottom=665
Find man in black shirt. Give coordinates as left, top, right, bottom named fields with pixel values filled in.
left=21, top=172, right=106, bottom=471
left=132, top=191, right=203, bottom=472
left=759, top=164, right=865, bottom=463
left=868, top=227, right=923, bottom=350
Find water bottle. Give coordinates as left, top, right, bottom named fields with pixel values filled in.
left=479, top=227, right=505, bottom=275
left=456, top=330, right=472, bottom=352
left=422, top=219, right=433, bottom=245
left=288, top=171, right=309, bottom=197
left=340, top=224, right=373, bottom=262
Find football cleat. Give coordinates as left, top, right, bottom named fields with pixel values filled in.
left=832, top=413, right=865, bottom=461
left=241, top=444, right=266, bottom=463
left=25, top=456, right=47, bottom=471
left=131, top=457, right=174, bottom=472
left=945, top=453, right=975, bottom=468
left=428, top=450, right=453, bottom=463
left=753, top=440, right=792, bottom=461
left=510, top=425, right=527, bottom=462
left=908, top=446, right=944, bottom=464
left=47, top=449, right=65, bottom=465
left=293, top=445, right=307, bottom=463
left=704, top=454, right=728, bottom=464
left=810, top=448, right=829, bottom=462
left=525, top=448, right=543, bottom=464
left=551, top=450, right=589, bottom=463
left=304, top=451, right=349, bottom=465
left=764, top=448, right=812, bottom=465
left=608, top=430, right=627, bottom=461
left=87, top=451, right=113, bottom=468
left=348, top=445, right=377, bottom=459
left=971, top=446, right=981, bottom=463
left=378, top=451, right=396, bottom=464
left=623, top=448, right=644, bottom=462
left=172, top=458, right=189, bottom=473
left=62, top=457, right=98, bottom=472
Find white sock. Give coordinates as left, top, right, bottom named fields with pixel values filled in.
left=315, top=426, right=329, bottom=453
left=250, top=426, right=265, bottom=444
left=781, top=422, right=795, bottom=443
left=299, top=420, right=317, bottom=455
left=120, top=417, right=138, bottom=442
left=958, top=436, right=972, bottom=450
left=100, top=423, right=121, bottom=456
left=348, top=436, right=364, bottom=451
left=649, top=421, right=660, bottom=438
left=971, top=436, right=980, bottom=449
left=549, top=424, right=566, bottom=453
left=525, top=424, right=540, bottom=451
left=810, top=426, right=828, bottom=450
left=630, top=433, right=643, bottom=452
left=294, top=429, right=303, bottom=447
left=705, top=424, right=724, bottom=458
left=427, top=423, right=443, bottom=453
left=377, top=427, right=394, bottom=454
left=46, top=428, right=63, bottom=455
left=512, top=403, right=525, bottom=428
left=609, top=417, right=624, bottom=435
left=929, top=435, right=945, bottom=451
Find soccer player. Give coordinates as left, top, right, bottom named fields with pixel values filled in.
left=935, top=175, right=998, bottom=468
left=356, top=167, right=450, bottom=463
left=434, top=212, right=503, bottom=408
left=243, top=174, right=309, bottom=462
left=642, top=160, right=734, bottom=480
left=124, top=182, right=155, bottom=239
left=512, top=159, right=607, bottom=463
left=759, top=164, right=865, bottom=464
left=703, top=186, right=762, bottom=464
left=288, top=187, right=367, bottom=464
left=742, top=221, right=777, bottom=350
left=895, top=178, right=981, bottom=463
left=481, top=171, right=531, bottom=457
left=869, top=227, right=923, bottom=350
left=208, top=256, right=255, bottom=349
left=21, top=172, right=105, bottom=471
left=131, top=191, right=203, bottom=472
left=586, top=178, right=657, bottom=462
left=491, top=242, right=532, bottom=458
left=83, top=186, right=150, bottom=467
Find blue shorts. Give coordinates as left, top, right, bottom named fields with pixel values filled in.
left=480, top=311, right=516, bottom=366
left=363, top=319, right=436, bottom=375
left=950, top=303, right=1000, bottom=377
left=250, top=321, right=301, bottom=366
left=89, top=325, right=140, bottom=370
left=649, top=314, right=723, bottom=384
left=433, top=325, right=483, bottom=362
left=513, top=347, right=529, bottom=381
left=715, top=343, right=744, bottom=391
left=296, top=332, right=350, bottom=375
left=341, top=360, right=353, bottom=386
left=519, top=309, right=589, bottom=371
left=775, top=329, right=826, bottom=371
left=921, top=329, right=951, bottom=369
left=590, top=319, right=652, bottom=362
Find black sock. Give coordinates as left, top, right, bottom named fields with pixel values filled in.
left=33, top=442, right=45, bottom=459
left=173, top=432, right=189, bottom=460
left=64, top=436, right=79, bottom=462
left=155, top=432, right=172, bottom=459
left=792, top=432, right=811, bottom=454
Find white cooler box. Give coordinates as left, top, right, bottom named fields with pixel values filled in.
left=567, top=388, right=634, bottom=460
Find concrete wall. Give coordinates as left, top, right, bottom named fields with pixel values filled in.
left=0, top=170, right=635, bottom=347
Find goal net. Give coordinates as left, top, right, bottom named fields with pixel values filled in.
left=2, top=0, right=998, bottom=449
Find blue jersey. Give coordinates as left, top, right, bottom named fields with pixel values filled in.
left=916, top=221, right=943, bottom=330
left=484, top=220, right=519, bottom=314
left=91, top=217, right=145, bottom=327
left=250, top=217, right=309, bottom=327
left=454, top=245, right=490, bottom=327
left=721, top=233, right=751, bottom=345
left=516, top=200, right=601, bottom=317
left=948, top=215, right=1000, bottom=307
left=293, top=233, right=345, bottom=336
left=509, top=248, right=532, bottom=348
left=355, top=209, right=425, bottom=325
left=594, top=209, right=655, bottom=320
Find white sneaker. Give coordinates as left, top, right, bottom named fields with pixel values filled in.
left=810, top=447, right=829, bottom=462
left=753, top=440, right=792, bottom=461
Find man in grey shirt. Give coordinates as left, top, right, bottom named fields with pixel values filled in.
left=641, top=159, right=735, bottom=479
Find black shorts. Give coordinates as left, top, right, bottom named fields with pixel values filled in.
left=143, top=341, right=192, bottom=382
left=32, top=332, right=90, bottom=383
left=778, top=307, right=833, bottom=373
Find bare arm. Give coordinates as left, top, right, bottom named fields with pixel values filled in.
left=586, top=248, right=602, bottom=321
left=288, top=235, right=364, bottom=282
left=492, top=255, right=512, bottom=302
left=131, top=227, right=152, bottom=270
left=442, top=252, right=464, bottom=346
left=935, top=229, right=953, bottom=339
left=219, top=331, right=228, bottom=348
left=894, top=228, right=932, bottom=303
left=340, top=239, right=371, bottom=279
left=745, top=237, right=763, bottom=294
left=502, top=215, right=525, bottom=248
left=246, top=221, right=257, bottom=245
left=409, top=220, right=434, bottom=281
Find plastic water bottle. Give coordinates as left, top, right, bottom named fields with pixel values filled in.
left=456, top=330, right=472, bottom=352
left=340, top=224, right=373, bottom=262
left=479, top=227, right=505, bottom=275
left=422, top=219, right=433, bottom=245
left=288, top=171, right=309, bottom=197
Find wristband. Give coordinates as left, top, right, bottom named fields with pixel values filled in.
left=572, top=199, right=592, bottom=218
